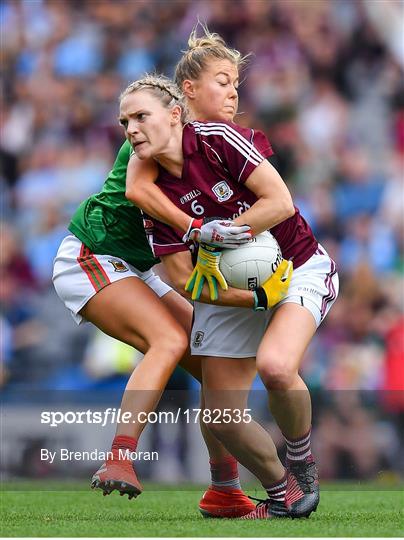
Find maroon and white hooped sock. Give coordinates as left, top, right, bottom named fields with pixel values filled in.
left=284, top=428, right=312, bottom=463
left=263, top=472, right=287, bottom=504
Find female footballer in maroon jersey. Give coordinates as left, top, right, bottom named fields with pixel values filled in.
left=53, top=30, right=261, bottom=519
left=122, top=29, right=339, bottom=520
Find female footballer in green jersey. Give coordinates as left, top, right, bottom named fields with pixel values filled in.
left=52, top=41, right=255, bottom=519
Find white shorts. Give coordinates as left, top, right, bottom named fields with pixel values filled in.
left=53, top=235, right=172, bottom=325
left=190, top=245, right=339, bottom=357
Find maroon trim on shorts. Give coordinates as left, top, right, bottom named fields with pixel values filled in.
left=320, top=259, right=337, bottom=320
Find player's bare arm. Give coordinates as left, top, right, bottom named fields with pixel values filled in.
left=126, top=152, right=294, bottom=242
left=126, top=153, right=251, bottom=248
left=126, top=154, right=191, bottom=233
left=161, top=251, right=254, bottom=308
left=232, top=160, right=295, bottom=235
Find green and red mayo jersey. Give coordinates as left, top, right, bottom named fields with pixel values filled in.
left=68, top=140, right=158, bottom=272
left=144, top=121, right=318, bottom=268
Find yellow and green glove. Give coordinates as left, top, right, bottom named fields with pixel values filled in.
left=185, top=243, right=228, bottom=301
left=253, top=259, right=293, bottom=310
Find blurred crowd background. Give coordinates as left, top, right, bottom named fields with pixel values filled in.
left=1, top=0, right=403, bottom=483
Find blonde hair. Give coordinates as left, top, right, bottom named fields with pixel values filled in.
left=175, top=22, right=249, bottom=88
left=120, top=74, right=187, bottom=122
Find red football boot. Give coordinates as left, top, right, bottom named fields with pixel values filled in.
left=91, top=452, right=143, bottom=500
left=199, top=486, right=256, bottom=518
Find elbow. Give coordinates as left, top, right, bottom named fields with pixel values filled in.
left=125, top=184, right=143, bottom=206
left=282, top=197, right=295, bottom=220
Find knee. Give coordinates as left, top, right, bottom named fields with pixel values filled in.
left=257, top=352, right=297, bottom=390
left=152, top=326, right=189, bottom=362
left=205, top=420, right=241, bottom=442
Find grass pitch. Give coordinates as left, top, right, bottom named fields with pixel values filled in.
left=1, top=483, right=403, bottom=537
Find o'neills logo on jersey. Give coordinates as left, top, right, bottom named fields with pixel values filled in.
left=212, top=181, right=233, bottom=202
left=180, top=189, right=201, bottom=205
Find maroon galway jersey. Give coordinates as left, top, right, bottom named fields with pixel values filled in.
left=144, top=121, right=317, bottom=268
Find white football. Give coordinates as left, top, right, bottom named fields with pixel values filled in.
left=219, top=231, right=282, bottom=290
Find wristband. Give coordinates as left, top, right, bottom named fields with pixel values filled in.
left=252, top=287, right=268, bottom=311
left=183, top=218, right=203, bottom=243
left=199, top=242, right=222, bottom=253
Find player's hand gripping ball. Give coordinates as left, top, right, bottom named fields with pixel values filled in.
left=219, top=231, right=282, bottom=290
left=253, top=259, right=293, bottom=310
left=185, top=243, right=228, bottom=301
left=183, top=217, right=252, bottom=248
